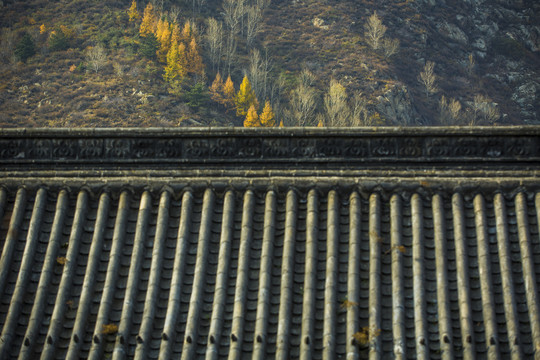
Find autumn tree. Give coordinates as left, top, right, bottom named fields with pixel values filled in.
left=182, top=21, right=194, bottom=44
left=140, top=3, right=157, bottom=36
left=418, top=61, right=438, bottom=97
left=210, top=72, right=224, bottom=103
left=244, top=104, right=260, bottom=127
left=40, top=24, right=47, bottom=35
left=223, top=75, right=236, bottom=108
left=128, top=0, right=140, bottom=22
left=164, top=42, right=187, bottom=84
left=259, top=100, right=275, bottom=127
left=187, top=38, right=205, bottom=78
left=235, top=75, right=258, bottom=117
left=156, top=19, right=172, bottom=62
left=364, top=11, right=386, bottom=50
left=325, top=79, right=350, bottom=126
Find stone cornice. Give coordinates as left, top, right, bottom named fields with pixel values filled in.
left=1, top=127, right=539, bottom=176
left=0, top=126, right=540, bottom=185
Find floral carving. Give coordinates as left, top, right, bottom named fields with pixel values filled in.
left=79, top=139, right=103, bottom=158
left=52, top=140, right=77, bottom=158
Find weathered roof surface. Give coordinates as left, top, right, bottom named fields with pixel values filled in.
left=0, top=127, right=539, bottom=360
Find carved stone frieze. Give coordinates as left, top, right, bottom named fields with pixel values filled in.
left=0, top=129, right=538, bottom=166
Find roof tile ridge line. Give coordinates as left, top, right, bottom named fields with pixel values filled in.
left=516, top=193, right=540, bottom=354
left=432, top=194, right=454, bottom=360
left=493, top=194, right=521, bottom=360
left=368, top=193, right=382, bottom=360
left=252, top=190, right=277, bottom=360
left=451, top=193, right=476, bottom=360
left=346, top=191, right=361, bottom=360
left=134, top=190, right=171, bottom=360
left=0, top=188, right=46, bottom=357
left=411, top=193, right=428, bottom=360
left=88, top=191, right=131, bottom=360
left=181, top=189, right=214, bottom=360
left=0, top=188, right=7, bottom=227
left=41, top=190, right=88, bottom=359
left=299, top=189, right=318, bottom=360
left=323, top=190, right=339, bottom=360
left=391, top=194, right=405, bottom=360
left=20, top=190, right=68, bottom=360
left=227, top=189, right=255, bottom=360
left=159, top=191, right=194, bottom=359
left=66, top=192, right=110, bottom=359
left=112, top=191, right=152, bottom=360
left=275, top=190, right=298, bottom=360
left=473, top=194, right=499, bottom=359
left=205, top=190, right=234, bottom=360
left=0, top=187, right=27, bottom=298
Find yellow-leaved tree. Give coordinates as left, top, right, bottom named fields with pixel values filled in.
left=182, top=21, right=193, bottom=44
left=259, top=100, right=275, bottom=127
left=223, top=75, right=235, bottom=108
left=171, top=23, right=181, bottom=47
left=164, top=41, right=187, bottom=84
left=156, top=19, right=172, bottom=62
left=210, top=72, right=224, bottom=103
left=244, top=105, right=260, bottom=127
left=140, top=3, right=157, bottom=36
left=128, top=0, right=140, bottom=22
left=235, top=75, right=258, bottom=117
left=187, top=38, right=205, bottom=78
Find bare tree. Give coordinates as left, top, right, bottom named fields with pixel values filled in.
left=324, top=79, right=350, bottom=126
left=246, top=5, right=262, bottom=48
left=256, top=0, right=271, bottom=10
left=418, top=61, right=438, bottom=97
left=382, top=38, right=399, bottom=59
left=364, top=11, right=386, bottom=50
left=205, top=18, right=223, bottom=73
left=169, top=6, right=182, bottom=23
left=350, top=92, right=372, bottom=126
left=86, top=44, right=107, bottom=73
left=438, top=95, right=462, bottom=125
left=299, top=67, right=316, bottom=88
left=289, top=70, right=318, bottom=126
left=222, top=0, right=244, bottom=73
left=470, top=94, right=500, bottom=125
left=247, top=48, right=271, bottom=101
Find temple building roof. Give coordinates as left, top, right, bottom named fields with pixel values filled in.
left=0, top=127, right=539, bottom=359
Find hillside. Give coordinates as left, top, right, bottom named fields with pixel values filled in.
left=0, top=0, right=538, bottom=127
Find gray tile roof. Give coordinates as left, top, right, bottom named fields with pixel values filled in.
left=0, top=127, right=539, bottom=359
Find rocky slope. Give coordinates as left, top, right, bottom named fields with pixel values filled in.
left=0, top=0, right=538, bottom=127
